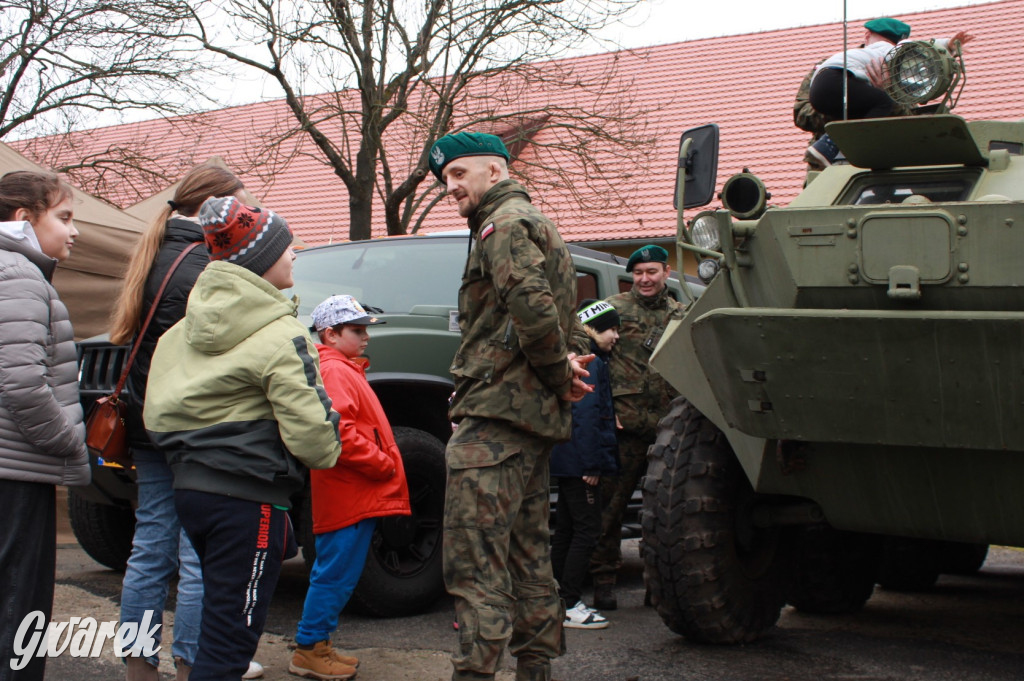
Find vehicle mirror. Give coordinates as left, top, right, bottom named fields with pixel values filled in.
left=674, top=124, right=719, bottom=210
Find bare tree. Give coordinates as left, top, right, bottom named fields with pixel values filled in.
left=2, top=0, right=221, bottom=193
left=186, top=0, right=652, bottom=240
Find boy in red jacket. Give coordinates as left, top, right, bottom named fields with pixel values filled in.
left=289, top=295, right=411, bottom=680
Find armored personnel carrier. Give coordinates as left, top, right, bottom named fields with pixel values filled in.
left=641, top=41, right=1019, bottom=643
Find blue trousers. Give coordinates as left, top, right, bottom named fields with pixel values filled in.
left=120, top=448, right=202, bottom=667
left=295, top=519, right=376, bottom=645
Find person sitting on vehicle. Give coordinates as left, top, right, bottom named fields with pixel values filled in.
left=794, top=61, right=832, bottom=147
left=289, top=294, right=410, bottom=681
left=806, top=17, right=972, bottom=168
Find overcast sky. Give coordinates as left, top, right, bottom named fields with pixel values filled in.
left=600, top=0, right=993, bottom=50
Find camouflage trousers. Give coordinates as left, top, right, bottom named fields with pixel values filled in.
left=443, top=417, right=565, bottom=681
left=590, top=429, right=653, bottom=585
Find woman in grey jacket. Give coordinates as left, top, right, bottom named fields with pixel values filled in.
left=0, top=170, right=89, bottom=681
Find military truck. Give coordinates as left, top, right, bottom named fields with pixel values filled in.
left=641, top=45, right=1022, bottom=643
left=73, top=233, right=686, bottom=617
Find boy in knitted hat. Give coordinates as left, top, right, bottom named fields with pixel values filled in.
left=550, top=299, right=621, bottom=630
left=289, top=294, right=411, bottom=680
left=145, top=196, right=342, bottom=681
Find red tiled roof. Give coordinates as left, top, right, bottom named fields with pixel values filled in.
left=15, top=0, right=1024, bottom=246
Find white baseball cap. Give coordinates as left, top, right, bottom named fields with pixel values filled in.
left=311, top=294, right=385, bottom=331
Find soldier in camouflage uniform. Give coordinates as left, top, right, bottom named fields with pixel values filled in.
left=429, top=131, right=593, bottom=681
left=590, top=244, right=682, bottom=611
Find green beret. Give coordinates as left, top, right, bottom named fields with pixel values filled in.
left=429, top=132, right=510, bottom=181
left=626, top=245, right=669, bottom=272
left=864, top=17, right=911, bottom=44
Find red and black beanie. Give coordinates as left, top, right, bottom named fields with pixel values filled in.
left=198, top=196, right=292, bottom=276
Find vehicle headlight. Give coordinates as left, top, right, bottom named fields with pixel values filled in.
left=884, top=41, right=956, bottom=105
left=687, top=211, right=720, bottom=251
left=697, top=258, right=720, bottom=284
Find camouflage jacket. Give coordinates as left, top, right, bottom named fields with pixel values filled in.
left=448, top=179, right=581, bottom=443
left=606, top=285, right=683, bottom=434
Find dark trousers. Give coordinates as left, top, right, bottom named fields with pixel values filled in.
left=591, top=430, right=651, bottom=585
left=176, top=490, right=289, bottom=681
left=809, top=67, right=898, bottom=120
left=0, top=479, right=55, bottom=681
left=551, top=477, right=602, bottom=606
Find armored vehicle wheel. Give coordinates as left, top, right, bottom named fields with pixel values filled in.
left=788, top=526, right=878, bottom=614
left=302, top=427, right=447, bottom=617
left=937, top=541, right=989, bottom=575
left=877, top=537, right=941, bottom=591
left=642, top=397, right=793, bottom=644
left=67, top=489, right=135, bottom=571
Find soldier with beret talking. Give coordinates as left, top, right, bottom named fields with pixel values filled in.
left=590, top=244, right=683, bottom=611
left=430, top=132, right=593, bottom=681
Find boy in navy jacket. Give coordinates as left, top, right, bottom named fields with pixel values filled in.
left=550, top=299, right=621, bottom=629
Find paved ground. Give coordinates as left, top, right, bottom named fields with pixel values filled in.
left=41, top=491, right=1024, bottom=680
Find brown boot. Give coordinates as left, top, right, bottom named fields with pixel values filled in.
left=125, top=656, right=159, bottom=681
left=289, top=641, right=357, bottom=680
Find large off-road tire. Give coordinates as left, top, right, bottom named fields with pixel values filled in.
left=877, top=537, right=942, bottom=591
left=642, top=397, right=793, bottom=644
left=788, top=526, right=878, bottom=614
left=303, top=427, right=447, bottom=617
left=937, top=541, right=989, bottom=576
left=67, top=488, right=135, bottom=571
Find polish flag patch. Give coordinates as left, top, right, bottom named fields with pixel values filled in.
left=480, top=223, right=496, bottom=241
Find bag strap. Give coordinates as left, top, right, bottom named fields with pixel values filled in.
left=110, top=242, right=203, bottom=400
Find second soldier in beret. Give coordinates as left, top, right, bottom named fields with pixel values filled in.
left=590, top=243, right=682, bottom=611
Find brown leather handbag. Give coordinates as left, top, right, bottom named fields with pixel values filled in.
left=85, top=243, right=201, bottom=465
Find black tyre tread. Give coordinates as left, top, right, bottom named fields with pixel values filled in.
left=877, top=537, right=942, bottom=591
left=346, top=426, right=447, bottom=617
left=641, top=397, right=790, bottom=644
left=937, top=541, right=988, bottom=576
left=67, top=489, right=135, bottom=572
left=788, top=526, right=877, bottom=614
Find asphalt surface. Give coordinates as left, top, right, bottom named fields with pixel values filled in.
left=39, top=496, right=1024, bottom=681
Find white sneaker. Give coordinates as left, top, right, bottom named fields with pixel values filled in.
left=564, top=601, right=609, bottom=629
left=242, top=660, right=264, bottom=679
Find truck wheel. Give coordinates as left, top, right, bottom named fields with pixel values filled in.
left=67, top=488, right=135, bottom=571
left=346, top=427, right=447, bottom=617
left=642, top=397, right=793, bottom=644
left=937, top=541, right=988, bottom=575
left=788, top=526, right=878, bottom=614
left=877, top=537, right=941, bottom=591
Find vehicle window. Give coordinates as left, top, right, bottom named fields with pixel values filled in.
left=840, top=170, right=979, bottom=205
left=288, top=238, right=466, bottom=315
left=618, top=278, right=632, bottom=294
left=577, top=271, right=598, bottom=305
